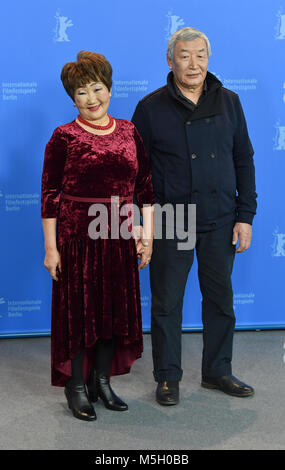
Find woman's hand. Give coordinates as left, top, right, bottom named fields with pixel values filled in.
left=44, top=248, right=61, bottom=281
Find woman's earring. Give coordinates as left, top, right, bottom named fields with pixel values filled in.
left=73, top=103, right=76, bottom=107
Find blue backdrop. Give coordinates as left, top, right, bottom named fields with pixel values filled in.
left=1, top=0, right=285, bottom=337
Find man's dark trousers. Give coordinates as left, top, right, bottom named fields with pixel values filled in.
left=150, top=222, right=236, bottom=382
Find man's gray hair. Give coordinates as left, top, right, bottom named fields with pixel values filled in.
left=167, top=27, right=211, bottom=59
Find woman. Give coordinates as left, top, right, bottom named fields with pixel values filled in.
left=41, top=51, right=155, bottom=421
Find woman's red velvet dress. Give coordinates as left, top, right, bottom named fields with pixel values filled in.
left=41, top=119, right=155, bottom=386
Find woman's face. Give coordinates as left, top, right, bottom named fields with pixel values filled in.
left=74, top=81, right=111, bottom=123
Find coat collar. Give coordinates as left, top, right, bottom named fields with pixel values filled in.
left=166, top=71, right=223, bottom=121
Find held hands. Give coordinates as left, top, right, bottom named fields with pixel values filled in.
left=44, top=248, right=61, bottom=281
left=232, top=222, right=252, bottom=253
left=132, top=225, right=153, bottom=270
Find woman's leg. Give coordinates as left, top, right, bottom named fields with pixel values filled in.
left=67, top=350, right=85, bottom=386
left=65, top=350, right=97, bottom=421
left=94, top=338, right=116, bottom=376
left=88, top=337, right=128, bottom=411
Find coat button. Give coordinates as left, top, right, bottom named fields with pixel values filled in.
left=191, top=153, right=197, bottom=159
left=210, top=152, right=215, bottom=158
left=205, top=118, right=210, bottom=123
left=186, top=121, right=191, bottom=125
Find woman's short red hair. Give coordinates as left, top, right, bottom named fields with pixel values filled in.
left=61, top=51, right=113, bottom=100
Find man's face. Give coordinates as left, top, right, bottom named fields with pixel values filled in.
left=167, top=38, right=209, bottom=90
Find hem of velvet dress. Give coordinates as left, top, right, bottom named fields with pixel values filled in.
left=51, top=336, right=143, bottom=387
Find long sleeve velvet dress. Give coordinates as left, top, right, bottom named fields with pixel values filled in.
left=41, top=119, right=155, bottom=386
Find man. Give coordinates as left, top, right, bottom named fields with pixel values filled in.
left=132, top=27, right=257, bottom=405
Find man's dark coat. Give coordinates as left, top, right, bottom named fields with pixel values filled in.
left=132, top=72, right=257, bottom=232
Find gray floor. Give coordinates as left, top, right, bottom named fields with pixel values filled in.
left=0, top=331, right=284, bottom=450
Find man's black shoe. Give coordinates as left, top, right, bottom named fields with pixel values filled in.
left=156, top=381, right=179, bottom=405
left=201, top=375, right=255, bottom=397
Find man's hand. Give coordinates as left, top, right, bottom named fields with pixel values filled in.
left=232, top=222, right=252, bottom=253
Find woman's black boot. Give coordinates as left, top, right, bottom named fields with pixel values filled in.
left=65, top=381, right=97, bottom=421
left=88, top=371, right=128, bottom=411
left=87, top=338, right=128, bottom=411
left=64, top=351, right=96, bottom=421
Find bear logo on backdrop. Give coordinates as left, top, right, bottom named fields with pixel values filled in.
left=273, top=79, right=285, bottom=150
left=274, top=121, right=285, bottom=150
left=165, top=10, right=185, bottom=39
left=275, top=8, right=285, bottom=39
left=54, top=10, right=73, bottom=42
left=272, top=228, right=285, bottom=257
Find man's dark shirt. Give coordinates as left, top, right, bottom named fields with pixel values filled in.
left=173, top=78, right=208, bottom=112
